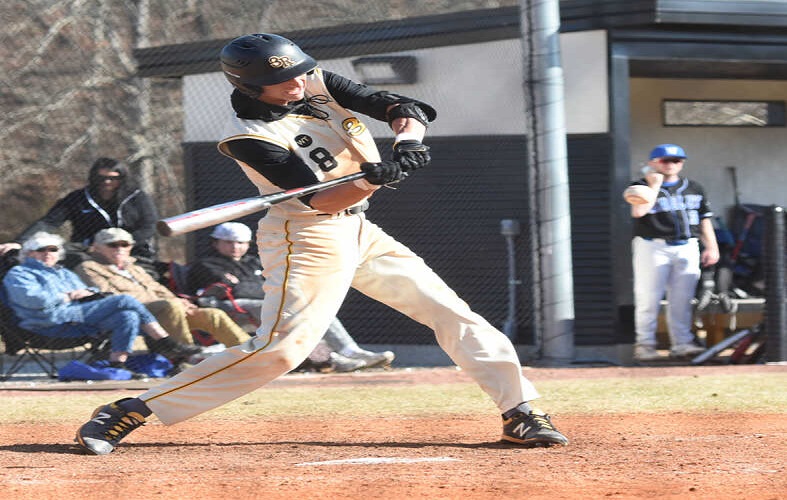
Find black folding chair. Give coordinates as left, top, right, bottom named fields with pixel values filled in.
left=0, top=290, right=111, bottom=381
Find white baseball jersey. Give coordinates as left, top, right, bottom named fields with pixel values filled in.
left=217, top=69, right=379, bottom=218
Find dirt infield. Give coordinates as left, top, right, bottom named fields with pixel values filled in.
left=1, top=366, right=785, bottom=500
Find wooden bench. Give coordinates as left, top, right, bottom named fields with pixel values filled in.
left=657, top=297, right=765, bottom=347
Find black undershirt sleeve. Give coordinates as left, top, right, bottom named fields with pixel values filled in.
left=224, top=139, right=319, bottom=206
left=323, top=71, right=437, bottom=124
left=323, top=71, right=393, bottom=122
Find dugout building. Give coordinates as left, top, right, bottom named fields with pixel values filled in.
left=134, top=1, right=787, bottom=366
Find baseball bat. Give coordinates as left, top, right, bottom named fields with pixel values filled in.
left=157, top=172, right=366, bottom=237
left=690, top=327, right=752, bottom=365
left=728, top=166, right=741, bottom=207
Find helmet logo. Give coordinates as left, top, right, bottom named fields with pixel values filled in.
left=268, top=55, right=298, bottom=68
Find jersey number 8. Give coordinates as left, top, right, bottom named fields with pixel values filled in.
left=309, top=147, right=338, bottom=172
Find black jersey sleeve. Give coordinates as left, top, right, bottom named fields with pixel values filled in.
left=223, top=139, right=319, bottom=206
left=127, top=190, right=159, bottom=253
left=323, top=71, right=436, bottom=124
left=15, top=192, right=77, bottom=242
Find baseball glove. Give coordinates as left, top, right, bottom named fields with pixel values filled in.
left=623, top=185, right=656, bottom=205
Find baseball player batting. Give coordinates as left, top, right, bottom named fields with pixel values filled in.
left=75, top=33, right=568, bottom=454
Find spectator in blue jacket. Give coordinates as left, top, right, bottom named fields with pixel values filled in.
left=2, top=232, right=201, bottom=369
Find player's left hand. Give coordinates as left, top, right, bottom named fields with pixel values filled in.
left=361, top=161, right=406, bottom=185
left=393, top=140, right=431, bottom=172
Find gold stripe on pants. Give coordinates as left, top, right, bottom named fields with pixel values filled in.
left=141, top=214, right=539, bottom=425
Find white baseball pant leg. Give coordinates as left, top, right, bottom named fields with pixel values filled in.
left=140, top=215, right=360, bottom=424
left=664, top=239, right=701, bottom=346
left=351, top=217, right=540, bottom=412
left=633, top=237, right=669, bottom=347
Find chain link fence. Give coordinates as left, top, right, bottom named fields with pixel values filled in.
left=1, top=1, right=536, bottom=373
left=2, top=2, right=786, bottom=374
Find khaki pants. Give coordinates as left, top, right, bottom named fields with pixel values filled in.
left=145, top=299, right=250, bottom=347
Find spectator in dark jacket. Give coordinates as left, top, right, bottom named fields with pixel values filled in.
left=187, top=222, right=394, bottom=372
left=0, top=158, right=159, bottom=269
left=186, top=228, right=264, bottom=302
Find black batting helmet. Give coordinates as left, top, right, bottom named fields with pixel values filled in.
left=220, top=34, right=317, bottom=99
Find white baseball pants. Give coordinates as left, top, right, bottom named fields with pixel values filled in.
left=632, top=236, right=701, bottom=348
left=141, top=213, right=539, bottom=424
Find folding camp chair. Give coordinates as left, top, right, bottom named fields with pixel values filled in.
left=0, top=288, right=111, bottom=381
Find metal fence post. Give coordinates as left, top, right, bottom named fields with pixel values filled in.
left=764, top=205, right=786, bottom=362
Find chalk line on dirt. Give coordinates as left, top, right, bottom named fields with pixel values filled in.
left=297, top=457, right=461, bottom=466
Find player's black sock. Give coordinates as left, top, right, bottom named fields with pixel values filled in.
left=118, top=397, right=153, bottom=417
left=502, top=401, right=533, bottom=419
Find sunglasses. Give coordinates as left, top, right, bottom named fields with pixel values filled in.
left=106, top=241, right=132, bottom=248
left=97, top=175, right=122, bottom=182
left=659, top=157, right=684, bottom=164
left=35, top=246, right=60, bottom=253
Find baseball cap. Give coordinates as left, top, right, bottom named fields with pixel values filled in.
left=649, top=144, right=687, bottom=160
left=210, top=222, right=252, bottom=242
left=21, top=232, right=64, bottom=256
left=94, top=228, right=135, bottom=246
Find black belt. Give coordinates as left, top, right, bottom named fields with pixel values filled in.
left=642, top=237, right=690, bottom=246
left=317, top=201, right=368, bottom=217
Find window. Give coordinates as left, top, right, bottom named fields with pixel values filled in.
left=351, top=56, right=417, bottom=85
left=663, top=100, right=785, bottom=127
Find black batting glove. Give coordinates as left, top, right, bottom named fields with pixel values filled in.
left=393, top=140, right=431, bottom=172
left=361, top=161, right=406, bottom=185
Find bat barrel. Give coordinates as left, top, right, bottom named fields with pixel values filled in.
left=157, top=172, right=368, bottom=237
left=157, top=197, right=272, bottom=237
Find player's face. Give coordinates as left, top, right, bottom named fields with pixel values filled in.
left=650, top=157, right=684, bottom=178
left=214, top=239, right=250, bottom=261
left=258, top=74, right=308, bottom=106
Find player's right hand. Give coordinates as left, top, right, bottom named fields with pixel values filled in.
left=393, top=140, right=431, bottom=172
left=361, top=161, right=406, bottom=185
left=644, top=170, right=664, bottom=187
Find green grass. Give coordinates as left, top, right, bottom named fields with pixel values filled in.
left=541, top=373, right=787, bottom=413
left=1, top=372, right=784, bottom=424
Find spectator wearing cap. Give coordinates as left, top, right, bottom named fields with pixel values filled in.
left=186, top=222, right=395, bottom=372
left=626, top=144, right=720, bottom=362
left=2, top=232, right=201, bottom=369
left=186, top=222, right=264, bottom=306
left=75, top=228, right=250, bottom=349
